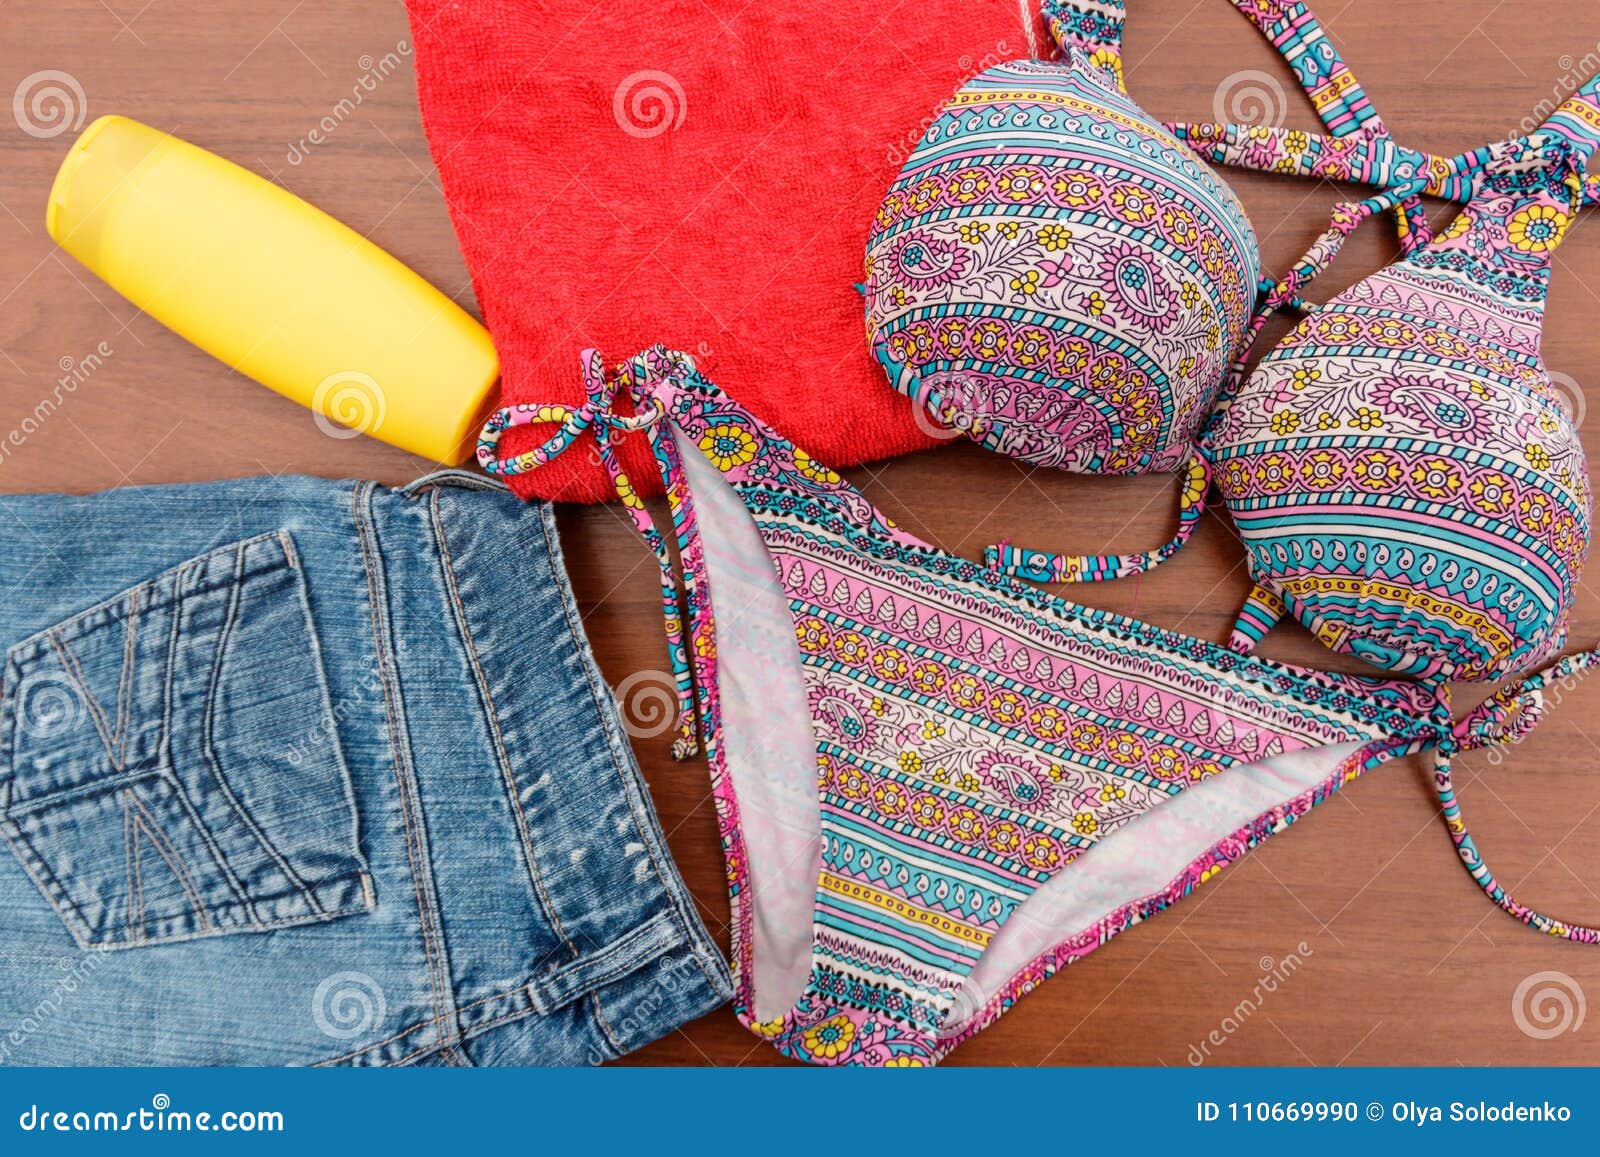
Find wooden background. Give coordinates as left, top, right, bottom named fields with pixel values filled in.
left=3, top=0, right=1600, bottom=1066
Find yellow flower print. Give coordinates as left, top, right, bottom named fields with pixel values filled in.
left=871, top=646, right=910, bottom=681
left=1098, top=782, right=1127, bottom=804
left=1110, top=185, right=1157, bottom=225
left=1525, top=443, right=1553, bottom=470
left=1022, top=834, right=1062, bottom=870
left=958, top=220, right=990, bottom=243
left=872, top=780, right=907, bottom=815
left=1300, top=449, right=1346, bottom=491
left=885, top=1054, right=926, bottom=1067
left=946, top=168, right=992, bottom=204
left=1180, top=282, right=1200, bottom=310
left=1161, top=205, right=1199, bottom=246
left=698, top=424, right=758, bottom=472
left=1011, top=270, right=1042, bottom=297
left=1180, top=456, right=1208, bottom=507
left=751, top=1016, right=787, bottom=1038
left=795, top=615, right=831, bottom=654
left=1291, top=366, right=1322, bottom=391
left=1269, top=410, right=1301, bottom=435
left=1468, top=470, right=1514, bottom=514
left=1409, top=457, right=1463, bottom=500
left=1509, top=204, right=1570, bottom=254
left=1038, top=223, right=1073, bottom=251
left=871, top=697, right=887, bottom=717
left=794, top=448, right=841, bottom=485
left=1438, top=209, right=1472, bottom=242
left=1284, top=129, right=1311, bottom=153
left=1089, top=46, right=1123, bottom=87
left=898, top=750, right=925, bottom=775
left=956, top=772, right=981, bottom=794
left=801, top=1014, right=857, bottom=1060
left=910, top=659, right=947, bottom=694
left=1199, top=863, right=1222, bottom=884
left=694, top=632, right=717, bottom=659
left=1316, top=413, right=1338, bottom=431
left=920, top=719, right=947, bottom=741
left=997, top=220, right=1022, bottom=239
left=1052, top=170, right=1104, bottom=208
left=1352, top=406, right=1384, bottom=431
left=1072, top=812, right=1099, bottom=837
left=1084, top=291, right=1108, bottom=317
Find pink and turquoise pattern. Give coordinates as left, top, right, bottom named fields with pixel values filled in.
left=1170, top=2, right=1600, bottom=682
left=864, top=0, right=1260, bottom=583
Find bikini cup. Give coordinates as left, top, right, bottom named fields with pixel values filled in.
left=864, top=0, right=1262, bottom=584
left=1169, top=43, right=1600, bottom=683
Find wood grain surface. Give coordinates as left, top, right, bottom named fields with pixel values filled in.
left=3, top=0, right=1599, bottom=1066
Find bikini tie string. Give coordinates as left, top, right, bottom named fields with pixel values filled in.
left=477, top=347, right=705, bottom=760
left=1433, top=649, right=1600, bottom=944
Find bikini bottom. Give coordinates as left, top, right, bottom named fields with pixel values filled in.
left=477, top=347, right=1596, bottom=1067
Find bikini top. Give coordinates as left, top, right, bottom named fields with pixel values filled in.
left=1160, top=0, right=1600, bottom=683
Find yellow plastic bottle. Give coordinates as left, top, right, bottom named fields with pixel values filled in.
left=46, top=115, right=500, bottom=464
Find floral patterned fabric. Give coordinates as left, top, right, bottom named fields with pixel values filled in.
left=864, top=0, right=1260, bottom=583
left=1171, top=1, right=1600, bottom=683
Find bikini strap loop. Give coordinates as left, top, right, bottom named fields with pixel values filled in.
left=1432, top=649, right=1600, bottom=945
left=1042, top=0, right=1126, bottom=90
left=477, top=348, right=703, bottom=759
left=984, top=446, right=1211, bottom=583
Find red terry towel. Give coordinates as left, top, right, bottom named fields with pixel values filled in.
left=407, top=0, right=1050, bottom=502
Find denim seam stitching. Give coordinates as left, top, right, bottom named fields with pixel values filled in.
left=0, top=820, right=95, bottom=947
left=352, top=481, right=460, bottom=1051
left=528, top=908, right=682, bottom=1013
left=122, top=793, right=144, bottom=943
left=535, top=503, right=729, bottom=997
left=425, top=492, right=616, bottom=1050
left=113, top=586, right=141, bottom=768
left=196, top=537, right=320, bottom=917
left=47, top=629, right=117, bottom=767
left=122, top=785, right=212, bottom=934
left=425, top=491, right=580, bottom=954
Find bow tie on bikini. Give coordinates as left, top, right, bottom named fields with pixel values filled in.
left=477, top=0, right=1600, bottom=1066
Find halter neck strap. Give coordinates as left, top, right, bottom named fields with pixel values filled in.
left=1225, top=0, right=1386, bottom=138
left=1042, top=0, right=1127, bottom=90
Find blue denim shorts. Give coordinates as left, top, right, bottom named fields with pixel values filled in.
left=0, top=470, right=730, bottom=1065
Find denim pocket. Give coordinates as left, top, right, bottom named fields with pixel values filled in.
left=0, top=531, right=374, bottom=949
